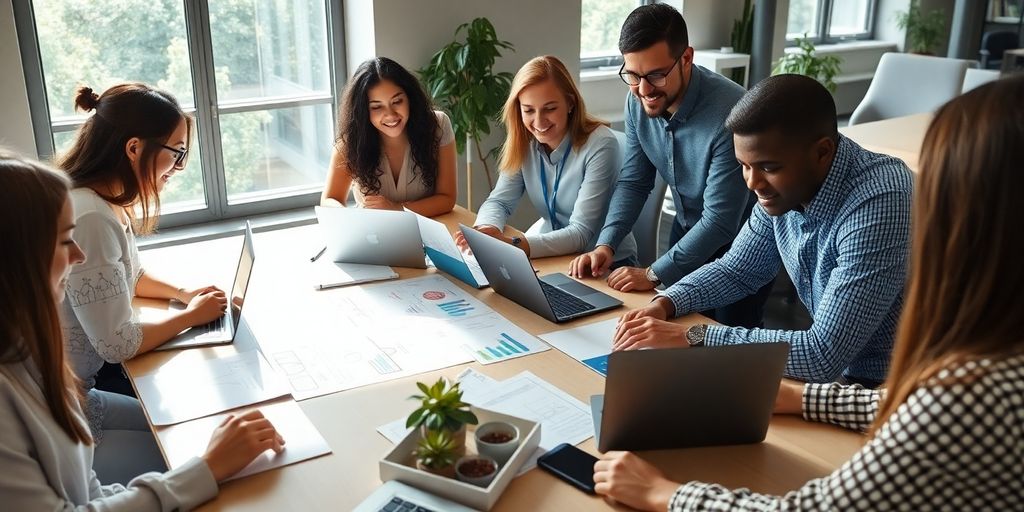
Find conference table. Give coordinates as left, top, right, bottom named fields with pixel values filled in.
left=127, top=208, right=867, bottom=511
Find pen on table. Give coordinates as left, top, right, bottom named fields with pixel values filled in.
left=310, top=246, right=326, bottom=262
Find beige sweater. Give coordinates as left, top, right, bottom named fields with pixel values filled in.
left=0, top=360, right=217, bottom=511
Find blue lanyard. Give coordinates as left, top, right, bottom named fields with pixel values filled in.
left=538, top=145, right=571, bottom=231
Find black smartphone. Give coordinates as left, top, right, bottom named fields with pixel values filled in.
left=536, top=443, right=599, bottom=494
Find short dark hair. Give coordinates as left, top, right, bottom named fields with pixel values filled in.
left=726, top=74, right=838, bottom=144
left=618, top=3, right=689, bottom=57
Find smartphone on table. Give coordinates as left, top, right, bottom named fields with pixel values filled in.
left=536, top=443, right=599, bottom=494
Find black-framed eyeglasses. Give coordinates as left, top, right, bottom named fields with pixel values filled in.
left=160, top=144, right=188, bottom=169
left=618, top=57, right=682, bottom=87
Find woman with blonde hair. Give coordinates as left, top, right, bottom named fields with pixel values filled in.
left=456, top=55, right=637, bottom=263
left=592, top=76, right=1024, bottom=510
left=0, top=152, right=283, bottom=510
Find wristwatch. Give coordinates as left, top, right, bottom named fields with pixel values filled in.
left=685, top=324, right=708, bottom=347
left=510, top=236, right=522, bottom=246
left=644, top=266, right=660, bottom=285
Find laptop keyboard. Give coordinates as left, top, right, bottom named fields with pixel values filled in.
left=198, top=314, right=227, bottom=334
left=379, top=496, right=435, bottom=512
left=539, top=281, right=595, bottom=319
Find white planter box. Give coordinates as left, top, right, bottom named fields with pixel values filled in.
left=379, top=407, right=542, bottom=511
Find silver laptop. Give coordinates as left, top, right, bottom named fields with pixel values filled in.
left=315, top=206, right=426, bottom=268
left=459, top=224, right=621, bottom=322
left=155, top=221, right=256, bottom=351
left=353, top=481, right=478, bottom=512
left=414, top=213, right=488, bottom=288
left=591, top=342, right=790, bottom=452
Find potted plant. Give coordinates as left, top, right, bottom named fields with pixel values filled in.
left=474, top=421, right=520, bottom=467
left=455, top=454, right=498, bottom=488
left=419, top=17, right=515, bottom=209
left=407, top=377, right=479, bottom=451
left=773, top=35, right=843, bottom=93
left=414, top=430, right=458, bottom=478
left=729, top=0, right=754, bottom=86
left=895, top=0, right=946, bottom=55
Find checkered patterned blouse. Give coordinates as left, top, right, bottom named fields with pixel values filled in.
left=660, top=135, right=913, bottom=384
left=669, top=354, right=1024, bottom=510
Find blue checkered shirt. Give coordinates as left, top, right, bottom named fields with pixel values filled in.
left=660, top=135, right=913, bottom=383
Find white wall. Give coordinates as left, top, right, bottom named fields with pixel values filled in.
left=0, top=2, right=37, bottom=156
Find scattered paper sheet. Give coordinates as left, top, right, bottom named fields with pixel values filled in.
left=135, top=351, right=291, bottom=425
left=158, top=398, right=331, bottom=481
left=377, top=369, right=593, bottom=474
left=539, top=318, right=618, bottom=376
left=252, top=275, right=549, bottom=400
left=311, top=260, right=398, bottom=290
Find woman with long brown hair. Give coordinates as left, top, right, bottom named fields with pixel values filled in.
left=57, top=83, right=229, bottom=482
left=0, top=151, right=283, bottom=510
left=455, top=55, right=637, bottom=263
left=591, top=76, right=1024, bottom=509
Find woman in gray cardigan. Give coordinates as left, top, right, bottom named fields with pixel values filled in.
left=0, top=152, right=284, bottom=510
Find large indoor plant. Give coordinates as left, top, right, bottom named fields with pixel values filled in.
left=419, top=18, right=515, bottom=209
left=773, top=35, right=842, bottom=93
left=407, top=377, right=479, bottom=451
left=729, top=0, right=755, bottom=86
left=895, top=0, right=946, bottom=55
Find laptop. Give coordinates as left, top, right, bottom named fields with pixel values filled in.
left=591, top=342, right=790, bottom=452
left=414, top=213, right=488, bottom=288
left=353, top=481, right=478, bottom=512
left=155, top=221, right=256, bottom=351
left=315, top=206, right=426, bottom=268
left=459, top=224, right=621, bottom=322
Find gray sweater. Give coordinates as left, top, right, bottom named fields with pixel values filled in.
left=0, top=360, right=218, bottom=510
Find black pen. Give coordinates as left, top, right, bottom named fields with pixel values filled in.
left=310, top=246, right=326, bottom=262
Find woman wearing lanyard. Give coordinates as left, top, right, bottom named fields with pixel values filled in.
left=456, top=56, right=637, bottom=265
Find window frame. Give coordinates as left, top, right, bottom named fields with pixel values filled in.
left=12, top=0, right=347, bottom=229
left=786, top=0, right=879, bottom=46
left=579, top=0, right=656, bottom=70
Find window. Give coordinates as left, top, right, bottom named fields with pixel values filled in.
left=787, top=0, right=877, bottom=43
left=580, top=0, right=652, bottom=69
left=14, top=0, right=344, bottom=228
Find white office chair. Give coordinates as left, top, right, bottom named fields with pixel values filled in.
left=848, top=53, right=970, bottom=126
left=961, top=68, right=1000, bottom=93
left=613, top=130, right=668, bottom=268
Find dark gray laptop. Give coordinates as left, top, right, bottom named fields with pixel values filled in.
left=155, top=221, right=255, bottom=351
left=592, top=342, right=790, bottom=452
left=459, top=224, right=621, bottom=323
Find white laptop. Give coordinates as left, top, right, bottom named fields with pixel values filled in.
left=315, top=206, right=426, bottom=268
left=155, top=221, right=255, bottom=351
left=353, top=481, right=478, bottom=512
left=413, top=212, right=488, bottom=288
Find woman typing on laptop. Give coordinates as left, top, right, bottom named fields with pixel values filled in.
left=0, top=152, right=284, bottom=510
left=56, top=84, right=228, bottom=482
left=592, top=76, right=1024, bottom=510
left=455, top=56, right=637, bottom=265
left=322, top=57, right=457, bottom=217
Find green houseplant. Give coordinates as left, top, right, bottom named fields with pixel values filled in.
left=729, top=0, right=755, bottom=86
left=773, top=35, right=843, bottom=93
left=407, top=377, right=479, bottom=450
left=414, top=430, right=458, bottom=478
left=895, top=0, right=946, bottom=55
left=419, top=18, right=515, bottom=209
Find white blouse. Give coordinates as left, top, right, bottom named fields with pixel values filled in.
left=60, top=188, right=145, bottom=434
left=352, top=110, right=455, bottom=205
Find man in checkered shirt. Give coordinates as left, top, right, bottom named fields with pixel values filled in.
left=613, top=74, right=913, bottom=388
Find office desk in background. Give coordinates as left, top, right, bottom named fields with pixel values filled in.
left=128, top=207, right=864, bottom=511
left=840, top=112, right=931, bottom=173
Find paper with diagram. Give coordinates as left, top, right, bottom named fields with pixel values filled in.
left=251, top=275, right=549, bottom=400
left=539, top=318, right=617, bottom=376
left=134, top=351, right=291, bottom=425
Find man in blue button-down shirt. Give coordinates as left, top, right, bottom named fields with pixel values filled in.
left=569, top=4, right=771, bottom=328
left=612, top=75, right=912, bottom=387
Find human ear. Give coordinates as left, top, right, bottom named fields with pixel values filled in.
left=124, top=137, right=143, bottom=165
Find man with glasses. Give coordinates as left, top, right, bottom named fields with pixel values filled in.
left=570, top=3, right=771, bottom=328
